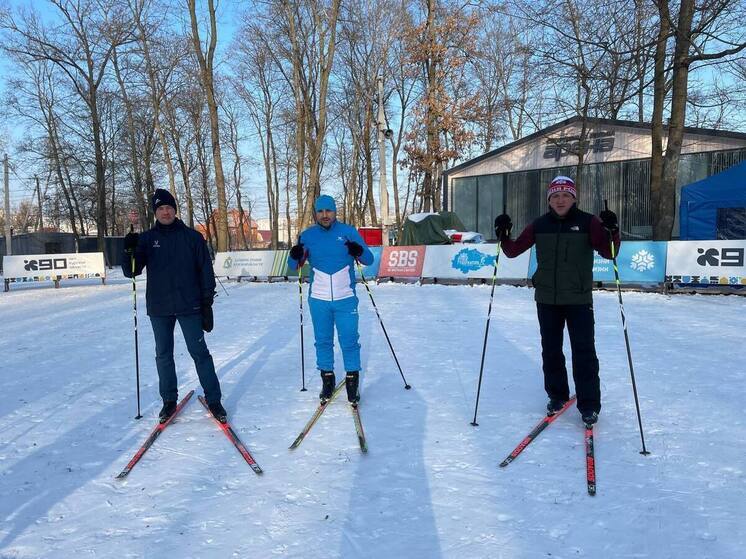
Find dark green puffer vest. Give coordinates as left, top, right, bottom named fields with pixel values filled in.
left=531, top=205, right=595, bottom=305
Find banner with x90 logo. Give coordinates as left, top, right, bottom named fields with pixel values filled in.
left=665, top=240, right=746, bottom=285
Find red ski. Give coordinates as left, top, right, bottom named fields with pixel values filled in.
left=198, top=396, right=263, bottom=475
left=585, top=425, right=596, bottom=496
left=499, top=396, right=577, bottom=467
left=116, top=390, right=194, bottom=480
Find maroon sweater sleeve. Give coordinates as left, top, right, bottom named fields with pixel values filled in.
left=500, top=222, right=536, bottom=258
left=590, top=216, right=621, bottom=259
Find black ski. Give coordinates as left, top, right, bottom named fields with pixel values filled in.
left=350, top=403, right=367, bottom=453
left=585, top=425, right=596, bottom=496
left=499, top=396, right=577, bottom=467
left=116, top=390, right=195, bottom=479
left=198, top=396, right=262, bottom=475
left=289, top=379, right=346, bottom=449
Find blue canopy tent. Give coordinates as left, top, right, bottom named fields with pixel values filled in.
left=679, top=161, right=746, bottom=240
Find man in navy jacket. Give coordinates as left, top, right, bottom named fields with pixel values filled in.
left=288, top=195, right=374, bottom=404
left=123, top=189, right=226, bottom=423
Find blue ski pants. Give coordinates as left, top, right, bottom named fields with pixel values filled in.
left=308, top=295, right=361, bottom=372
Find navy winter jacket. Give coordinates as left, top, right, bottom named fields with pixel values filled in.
left=122, top=218, right=216, bottom=317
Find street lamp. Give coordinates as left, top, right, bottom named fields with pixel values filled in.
left=376, top=76, right=394, bottom=244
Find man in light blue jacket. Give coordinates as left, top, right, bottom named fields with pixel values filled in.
left=288, top=195, right=374, bottom=403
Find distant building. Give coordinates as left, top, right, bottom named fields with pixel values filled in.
left=255, top=217, right=296, bottom=247
left=196, top=209, right=265, bottom=249
left=443, top=116, right=746, bottom=239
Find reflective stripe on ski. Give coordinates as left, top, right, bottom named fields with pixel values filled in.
left=198, top=395, right=262, bottom=475
left=585, top=425, right=596, bottom=496
left=289, top=379, right=346, bottom=450
left=351, top=403, right=367, bottom=453
left=499, top=396, right=577, bottom=467
left=116, top=390, right=195, bottom=480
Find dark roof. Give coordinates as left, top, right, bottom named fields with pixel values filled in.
left=443, top=116, right=746, bottom=176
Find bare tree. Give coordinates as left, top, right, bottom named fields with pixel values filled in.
left=231, top=20, right=287, bottom=247
left=1, top=0, right=134, bottom=249
left=266, top=0, right=342, bottom=230
left=187, top=0, right=229, bottom=251
left=649, top=0, right=746, bottom=240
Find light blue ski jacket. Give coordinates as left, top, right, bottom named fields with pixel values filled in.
left=288, top=220, right=374, bottom=301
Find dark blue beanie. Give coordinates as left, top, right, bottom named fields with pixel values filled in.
left=152, top=189, right=177, bottom=212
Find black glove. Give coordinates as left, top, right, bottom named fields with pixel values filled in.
left=345, top=240, right=363, bottom=258
left=290, top=242, right=305, bottom=261
left=124, top=232, right=139, bottom=253
left=201, top=296, right=214, bottom=333
left=599, top=209, right=619, bottom=233
left=494, top=214, right=512, bottom=240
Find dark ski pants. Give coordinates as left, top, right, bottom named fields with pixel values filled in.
left=150, top=313, right=221, bottom=405
left=536, top=302, right=601, bottom=415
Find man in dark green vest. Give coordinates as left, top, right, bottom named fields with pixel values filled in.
left=494, top=176, right=620, bottom=425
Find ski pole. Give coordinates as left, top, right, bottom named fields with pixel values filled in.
left=470, top=241, right=501, bottom=426
left=604, top=200, right=649, bottom=455
left=129, top=224, right=142, bottom=420
left=355, top=260, right=411, bottom=390
left=215, top=273, right=229, bottom=297
left=298, top=259, right=307, bottom=392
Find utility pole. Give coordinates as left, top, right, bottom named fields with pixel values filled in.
left=376, top=76, right=391, bottom=245
left=35, top=175, right=44, bottom=232
left=4, top=154, right=11, bottom=255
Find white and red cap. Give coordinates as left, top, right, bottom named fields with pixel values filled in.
left=547, top=176, right=576, bottom=200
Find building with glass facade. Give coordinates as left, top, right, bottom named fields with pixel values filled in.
left=443, top=117, right=746, bottom=239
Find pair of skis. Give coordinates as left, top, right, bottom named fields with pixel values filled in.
left=498, top=396, right=596, bottom=496
left=116, top=390, right=262, bottom=479
left=289, top=379, right=367, bottom=453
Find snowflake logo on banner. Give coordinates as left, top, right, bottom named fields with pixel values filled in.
left=630, top=250, right=655, bottom=272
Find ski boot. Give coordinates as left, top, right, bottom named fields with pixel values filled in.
left=581, top=411, right=599, bottom=426
left=208, top=400, right=228, bottom=423
left=346, top=371, right=360, bottom=405
left=546, top=398, right=567, bottom=416
left=319, top=370, right=336, bottom=402
left=158, top=400, right=177, bottom=423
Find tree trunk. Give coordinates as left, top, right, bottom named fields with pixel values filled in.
left=137, top=13, right=178, bottom=199
left=112, top=48, right=149, bottom=228
left=90, top=88, right=107, bottom=250
left=649, top=0, right=671, bottom=240
left=188, top=0, right=229, bottom=252
left=655, top=0, right=695, bottom=240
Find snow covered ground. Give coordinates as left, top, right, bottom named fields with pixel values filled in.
left=1, top=273, right=744, bottom=558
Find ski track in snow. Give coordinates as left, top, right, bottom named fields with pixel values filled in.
left=0, top=273, right=744, bottom=558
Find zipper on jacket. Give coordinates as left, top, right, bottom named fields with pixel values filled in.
left=553, top=219, right=562, bottom=305
left=323, top=225, right=334, bottom=301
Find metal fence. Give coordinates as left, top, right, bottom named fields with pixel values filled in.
left=450, top=148, right=746, bottom=240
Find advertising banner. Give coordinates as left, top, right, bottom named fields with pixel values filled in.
left=421, top=244, right=531, bottom=279
left=665, top=240, right=746, bottom=285
left=378, top=246, right=426, bottom=278
left=592, top=241, right=668, bottom=283
left=3, top=253, right=105, bottom=283
left=215, top=251, right=289, bottom=277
